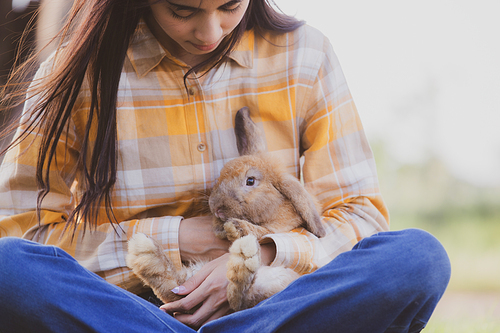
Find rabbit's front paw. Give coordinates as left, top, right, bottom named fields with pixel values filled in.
left=227, top=235, right=260, bottom=285
left=224, top=219, right=246, bottom=241
left=226, top=235, right=261, bottom=310
left=230, top=235, right=260, bottom=273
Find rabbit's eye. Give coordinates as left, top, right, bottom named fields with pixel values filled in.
left=246, top=177, right=256, bottom=186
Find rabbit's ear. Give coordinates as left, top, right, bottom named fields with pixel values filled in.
left=235, top=107, right=266, bottom=156
left=274, top=174, right=326, bottom=238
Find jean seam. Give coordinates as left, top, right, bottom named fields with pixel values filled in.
left=51, top=245, right=60, bottom=257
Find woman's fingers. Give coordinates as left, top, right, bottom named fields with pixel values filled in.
left=171, top=265, right=211, bottom=296
left=160, top=253, right=231, bottom=328
left=170, top=292, right=231, bottom=329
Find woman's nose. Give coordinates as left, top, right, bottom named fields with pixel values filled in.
left=194, top=14, right=223, bottom=45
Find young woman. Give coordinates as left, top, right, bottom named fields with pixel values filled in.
left=0, top=0, right=451, bottom=332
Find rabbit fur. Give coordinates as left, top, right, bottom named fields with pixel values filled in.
left=126, top=107, right=326, bottom=312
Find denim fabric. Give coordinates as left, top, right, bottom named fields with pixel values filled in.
left=0, top=229, right=450, bottom=333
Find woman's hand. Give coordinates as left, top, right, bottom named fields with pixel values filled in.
left=168, top=216, right=277, bottom=329
left=160, top=253, right=232, bottom=329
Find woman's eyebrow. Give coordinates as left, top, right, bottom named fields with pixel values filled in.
left=220, top=0, right=243, bottom=7
left=165, top=0, right=242, bottom=11
left=165, top=0, right=199, bottom=11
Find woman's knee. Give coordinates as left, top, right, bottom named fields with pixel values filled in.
left=381, top=228, right=451, bottom=298
left=399, top=229, right=450, bottom=282
left=354, top=229, right=450, bottom=299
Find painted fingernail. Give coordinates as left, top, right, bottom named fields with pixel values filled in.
left=171, top=286, right=186, bottom=294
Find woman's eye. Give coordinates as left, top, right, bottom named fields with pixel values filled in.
left=221, top=3, right=241, bottom=13
left=170, top=9, right=194, bottom=20
left=245, top=177, right=256, bottom=186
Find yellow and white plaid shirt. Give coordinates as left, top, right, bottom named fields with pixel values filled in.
left=0, top=22, right=389, bottom=293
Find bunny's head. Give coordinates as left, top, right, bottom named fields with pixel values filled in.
left=209, top=107, right=325, bottom=238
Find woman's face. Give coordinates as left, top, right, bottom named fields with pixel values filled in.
left=147, top=0, right=250, bottom=66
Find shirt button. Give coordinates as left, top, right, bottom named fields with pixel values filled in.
left=188, top=87, right=196, bottom=96
left=197, top=143, right=206, bottom=152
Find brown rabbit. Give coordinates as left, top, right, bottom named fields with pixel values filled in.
left=126, top=107, right=325, bottom=312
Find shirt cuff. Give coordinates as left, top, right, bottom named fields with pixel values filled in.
left=261, top=230, right=316, bottom=275
left=135, top=215, right=183, bottom=270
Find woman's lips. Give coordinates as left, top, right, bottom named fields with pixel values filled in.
left=191, top=41, right=219, bottom=52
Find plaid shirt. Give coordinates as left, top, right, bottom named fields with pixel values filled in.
left=0, top=21, right=389, bottom=293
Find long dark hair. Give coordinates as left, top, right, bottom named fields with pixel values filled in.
left=0, top=0, right=304, bottom=233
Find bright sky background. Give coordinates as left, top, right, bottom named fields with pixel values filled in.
left=277, top=0, right=500, bottom=187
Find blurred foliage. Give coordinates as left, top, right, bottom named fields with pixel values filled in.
left=372, top=140, right=500, bottom=219
left=371, top=141, right=500, bottom=292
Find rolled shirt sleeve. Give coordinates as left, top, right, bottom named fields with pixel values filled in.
left=262, top=32, right=389, bottom=274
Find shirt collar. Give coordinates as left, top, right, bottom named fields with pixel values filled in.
left=228, top=29, right=254, bottom=69
left=127, top=21, right=254, bottom=78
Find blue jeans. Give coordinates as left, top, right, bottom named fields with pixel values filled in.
left=0, top=229, right=450, bottom=333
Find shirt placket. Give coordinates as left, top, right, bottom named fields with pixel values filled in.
left=184, top=75, right=211, bottom=192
